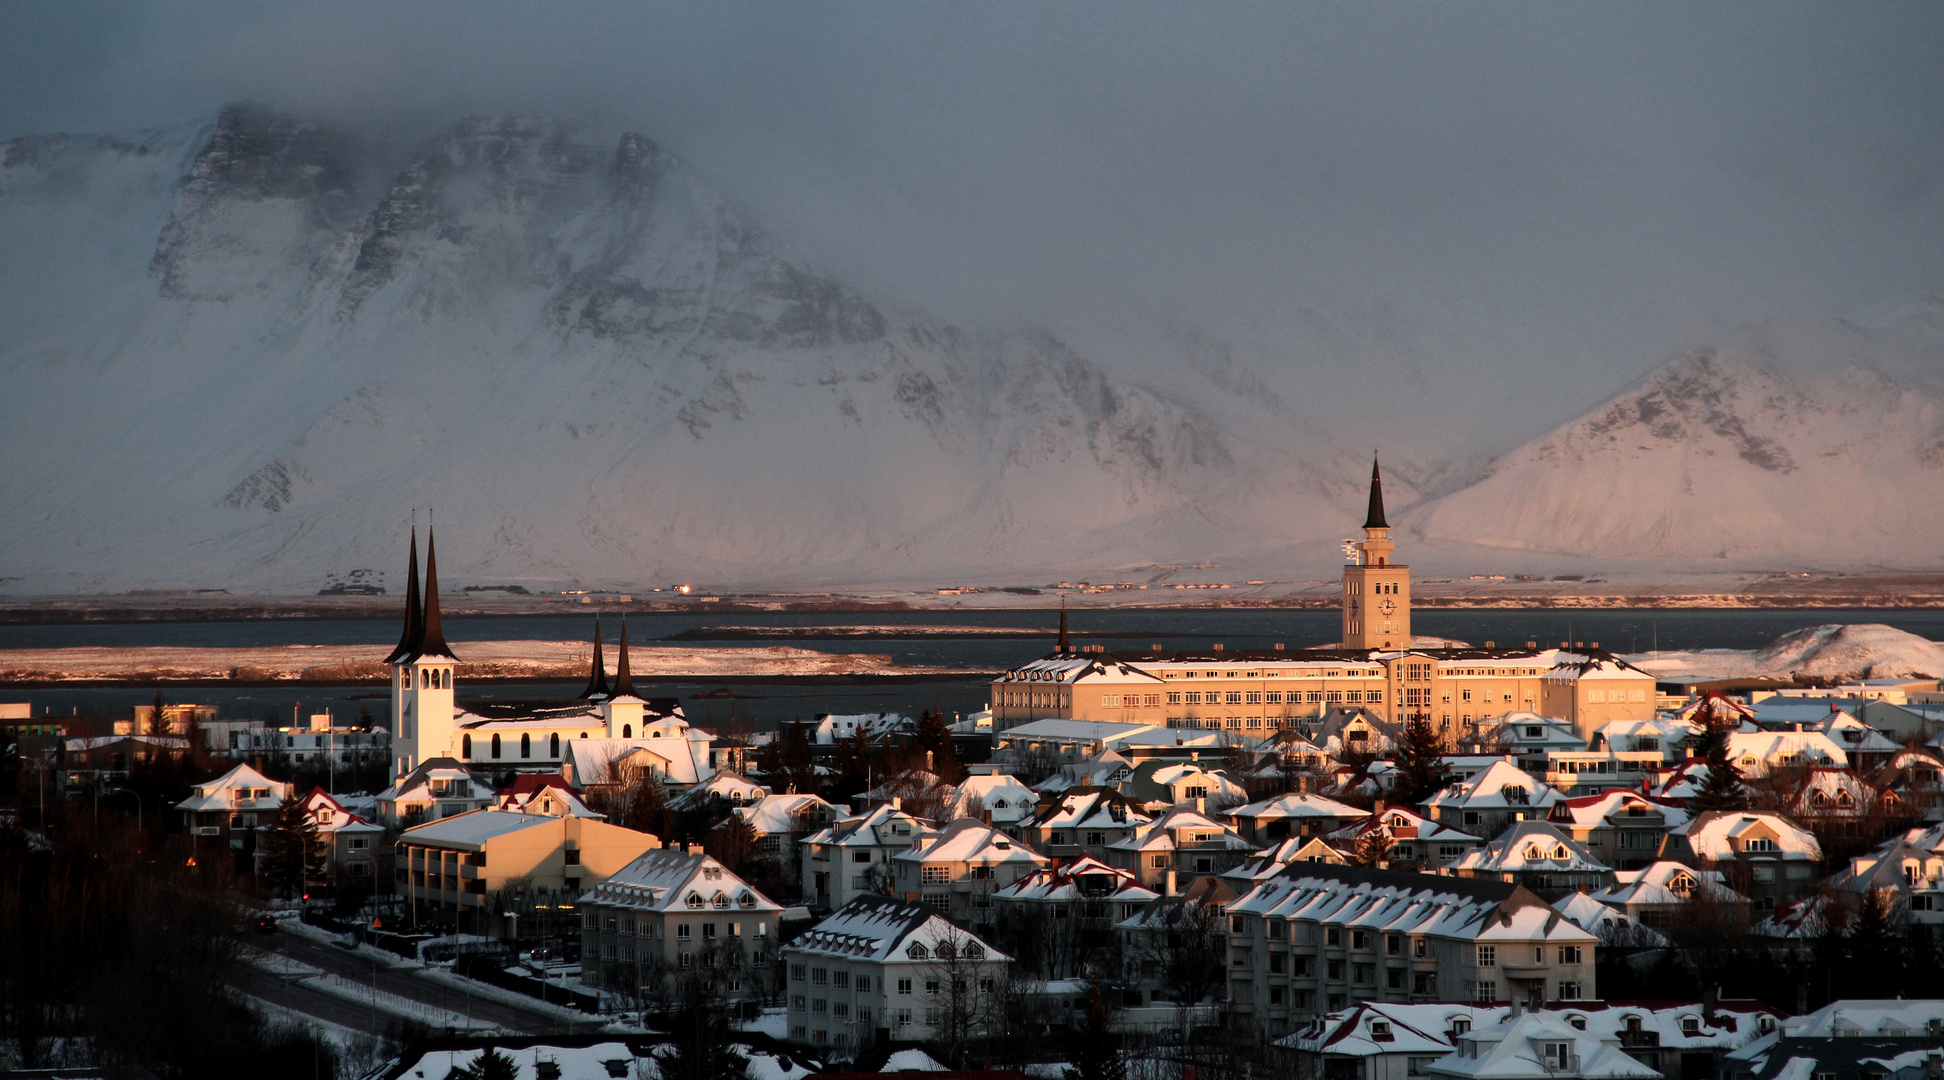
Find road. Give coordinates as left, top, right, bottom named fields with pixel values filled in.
left=248, top=929, right=604, bottom=1037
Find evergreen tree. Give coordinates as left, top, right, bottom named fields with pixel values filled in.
left=147, top=691, right=171, bottom=736
left=704, top=813, right=759, bottom=873
left=1350, top=827, right=1395, bottom=868
left=447, top=1047, right=519, bottom=1080
left=1390, top=716, right=1450, bottom=804
left=1690, top=725, right=1748, bottom=814
left=261, top=796, right=322, bottom=898
left=916, top=706, right=968, bottom=784
left=623, top=770, right=672, bottom=839
left=656, top=978, right=751, bottom=1080
left=760, top=720, right=818, bottom=795
left=1062, top=981, right=1126, bottom=1080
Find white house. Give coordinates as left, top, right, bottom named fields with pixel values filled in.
left=800, top=802, right=935, bottom=911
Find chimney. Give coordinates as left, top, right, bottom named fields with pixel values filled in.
left=1485, top=642, right=1495, bottom=649
left=1510, top=997, right=1523, bottom=1018
left=1703, top=985, right=1718, bottom=1021
left=1590, top=642, right=1599, bottom=650
left=926, top=750, right=935, bottom=772
left=1297, top=774, right=1310, bottom=794
left=1373, top=798, right=1387, bottom=815
left=1526, top=641, right=1537, bottom=649
left=1923, top=1054, right=1940, bottom=1080
left=1796, top=984, right=1810, bottom=1015
left=1213, top=643, right=1224, bottom=651
left=1196, top=796, right=1207, bottom=814
left=1166, top=869, right=1177, bottom=896
left=892, top=796, right=902, bottom=811
left=1275, top=643, right=1286, bottom=651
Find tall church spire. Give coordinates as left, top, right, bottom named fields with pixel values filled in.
left=579, top=618, right=610, bottom=700
left=611, top=617, right=636, bottom=699
left=413, top=519, right=457, bottom=661
left=1363, top=457, right=1389, bottom=531
left=383, top=519, right=421, bottom=665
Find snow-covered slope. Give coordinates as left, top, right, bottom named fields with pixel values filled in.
left=0, top=106, right=1381, bottom=593
left=1627, top=623, right=1944, bottom=682
left=1409, top=310, right=1944, bottom=568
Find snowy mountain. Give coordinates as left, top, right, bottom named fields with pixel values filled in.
left=0, top=106, right=1379, bottom=593
left=1629, top=623, right=1944, bottom=682
left=3, top=104, right=1941, bottom=594
left=1407, top=308, right=1944, bottom=570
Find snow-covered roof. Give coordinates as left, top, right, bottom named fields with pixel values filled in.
left=898, top=818, right=1048, bottom=868
left=399, top=809, right=565, bottom=849
left=1424, top=759, right=1562, bottom=812
left=1326, top=806, right=1481, bottom=847
left=1591, top=861, right=1744, bottom=908
left=301, top=788, right=384, bottom=834
left=1552, top=891, right=1665, bottom=945
left=1670, top=811, right=1822, bottom=861
left=1547, top=789, right=1691, bottom=832
left=1228, top=862, right=1592, bottom=947
left=1725, top=730, right=1848, bottom=774
left=1029, top=788, right=1149, bottom=832
left=492, top=774, right=602, bottom=818
left=1283, top=1001, right=1779, bottom=1059
left=995, top=854, right=1158, bottom=904
left=378, top=758, right=487, bottom=803
left=561, top=736, right=710, bottom=787
left=801, top=802, right=933, bottom=849
left=784, top=895, right=1009, bottom=964
left=1228, top=792, right=1371, bottom=824
left=996, top=718, right=1160, bottom=743
left=733, top=793, right=835, bottom=835
left=581, top=848, right=780, bottom=913
left=1430, top=1009, right=1674, bottom=1080
left=808, top=712, right=911, bottom=745
left=945, top=773, right=1038, bottom=824
left=1454, top=821, right=1609, bottom=876
left=1108, top=806, right=1249, bottom=853
left=1543, top=652, right=1657, bottom=684
left=673, top=771, right=769, bottom=808
left=176, top=763, right=290, bottom=812
left=1125, top=760, right=1247, bottom=808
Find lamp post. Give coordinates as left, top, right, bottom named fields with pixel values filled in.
left=112, top=786, right=144, bottom=834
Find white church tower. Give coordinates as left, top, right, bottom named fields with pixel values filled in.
left=388, top=523, right=460, bottom=777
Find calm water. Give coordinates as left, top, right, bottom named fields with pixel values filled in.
left=8, top=608, right=1942, bottom=733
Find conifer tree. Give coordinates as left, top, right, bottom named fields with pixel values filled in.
left=1690, top=725, right=1748, bottom=814
left=1391, top=716, right=1450, bottom=805
left=917, top=706, right=967, bottom=783
left=262, top=796, right=322, bottom=898
left=655, top=977, right=751, bottom=1080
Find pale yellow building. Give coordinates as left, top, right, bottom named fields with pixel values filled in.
left=395, top=809, right=661, bottom=932
left=990, top=460, right=1656, bottom=743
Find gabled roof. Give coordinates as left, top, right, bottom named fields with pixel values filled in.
left=301, top=787, right=384, bottom=833
left=581, top=848, right=780, bottom=913
left=1454, top=820, right=1610, bottom=875
left=1670, top=811, right=1823, bottom=861
left=177, top=763, right=289, bottom=811
left=379, top=756, right=486, bottom=801
left=1429, top=1008, right=1663, bottom=1080
left=1028, top=787, right=1150, bottom=831
left=785, top=895, right=1009, bottom=964
left=1327, top=805, right=1481, bottom=846
left=1108, top=806, right=1249, bottom=853
left=946, top=774, right=1038, bottom=823
left=1547, top=789, right=1691, bottom=831
left=1591, top=860, right=1743, bottom=907
left=493, top=774, right=601, bottom=818
left=1554, top=891, right=1665, bottom=945
left=1424, top=759, right=1562, bottom=812
left=995, top=854, right=1158, bottom=904
left=898, top=818, right=1048, bottom=868
left=802, top=802, right=932, bottom=849
left=734, top=792, right=835, bottom=834
left=1229, top=791, right=1371, bottom=824
left=1125, top=760, right=1246, bottom=807
left=1117, top=874, right=1238, bottom=930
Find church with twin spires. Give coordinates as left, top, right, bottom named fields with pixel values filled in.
left=382, top=523, right=725, bottom=793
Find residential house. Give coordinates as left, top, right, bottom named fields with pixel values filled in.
left=1104, top=805, right=1254, bottom=888
left=1659, top=811, right=1823, bottom=910
left=1589, top=718, right=1697, bottom=762
left=377, top=758, right=492, bottom=827
left=1552, top=892, right=1664, bottom=946
left=1871, top=749, right=1944, bottom=822
left=1451, top=821, right=1613, bottom=897
left=1588, top=861, right=1747, bottom=931
left=891, top=817, right=1049, bottom=923
left=394, top=810, right=661, bottom=934
left=1811, top=712, right=1901, bottom=775
left=1725, top=999, right=1944, bottom=1080
left=1424, top=760, right=1564, bottom=839
left=559, top=735, right=716, bottom=797
left=299, top=788, right=386, bottom=888
left=946, top=773, right=1039, bottom=834
left=1546, top=791, right=1691, bottom=871
left=1227, top=792, right=1371, bottom=844
left=1723, top=731, right=1848, bottom=777
left=1121, top=760, right=1248, bottom=813
left=65, top=735, right=189, bottom=790
left=1023, top=788, right=1150, bottom=862
left=1464, top=712, right=1586, bottom=757
left=1783, top=768, right=1904, bottom=838
left=1226, top=837, right=1354, bottom=886
left=1533, top=750, right=1669, bottom=798
left=1826, top=824, right=1944, bottom=925
left=800, top=802, right=935, bottom=911
left=1540, top=651, right=1659, bottom=742
left=992, top=855, right=1159, bottom=979
left=781, top=895, right=1011, bottom=1052
left=1225, top=863, right=1598, bottom=1037
left=1030, top=746, right=1135, bottom=796
left=176, top=763, right=293, bottom=855
left=1324, top=806, right=1484, bottom=870
left=1428, top=1007, right=1663, bottom=1080
left=578, top=847, right=784, bottom=1004
left=1115, top=874, right=1238, bottom=1010
left=671, top=771, right=769, bottom=812
left=1315, top=707, right=1406, bottom=759
left=491, top=774, right=601, bottom=818
left=735, top=792, right=838, bottom=862
left=1277, top=1001, right=1781, bottom=1080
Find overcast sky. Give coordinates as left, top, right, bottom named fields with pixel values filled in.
left=5, top=2, right=1942, bottom=457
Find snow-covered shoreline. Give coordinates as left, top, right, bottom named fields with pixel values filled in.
left=1626, top=623, right=1944, bottom=682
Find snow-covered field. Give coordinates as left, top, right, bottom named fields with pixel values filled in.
left=1626, top=623, right=1944, bottom=682
left=0, top=640, right=968, bottom=682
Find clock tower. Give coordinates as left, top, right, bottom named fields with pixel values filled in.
left=1342, top=458, right=1411, bottom=650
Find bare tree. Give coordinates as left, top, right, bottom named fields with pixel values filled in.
left=921, top=926, right=1004, bottom=1066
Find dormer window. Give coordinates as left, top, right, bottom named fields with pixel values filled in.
left=906, top=943, right=929, bottom=960
left=1681, top=1016, right=1701, bottom=1035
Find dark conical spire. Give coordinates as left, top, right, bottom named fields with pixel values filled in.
left=579, top=618, right=610, bottom=700
left=1058, top=600, right=1071, bottom=653
left=1363, top=457, right=1389, bottom=530
left=611, top=617, right=636, bottom=698
left=384, top=521, right=421, bottom=665
left=413, top=518, right=457, bottom=661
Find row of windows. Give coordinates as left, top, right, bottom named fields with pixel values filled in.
left=789, top=976, right=995, bottom=998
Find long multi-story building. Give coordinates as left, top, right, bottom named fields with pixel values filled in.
left=989, top=462, right=1655, bottom=741
left=1225, top=862, right=1598, bottom=1039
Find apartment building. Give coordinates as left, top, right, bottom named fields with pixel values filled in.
left=890, top=818, right=1048, bottom=923
left=578, top=847, right=783, bottom=1004
left=800, top=801, right=934, bottom=911
left=1225, top=863, right=1597, bottom=1038
left=394, top=810, right=660, bottom=933
left=781, top=895, right=1010, bottom=1052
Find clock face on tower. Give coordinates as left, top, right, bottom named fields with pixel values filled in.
left=1379, top=598, right=1396, bottom=615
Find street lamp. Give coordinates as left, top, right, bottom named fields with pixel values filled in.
left=113, top=786, right=144, bottom=834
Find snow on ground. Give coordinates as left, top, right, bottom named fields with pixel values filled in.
left=245, top=953, right=500, bottom=1033
left=409, top=1043, right=642, bottom=1080
left=250, top=998, right=366, bottom=1051
left=1626, top=623, right=1944, bottom=682
left=0, top=640, right=968, bottom=682
left=414, top=964, right=599, bottom=1025
left=733, top=1006, right=790, bottom=1040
